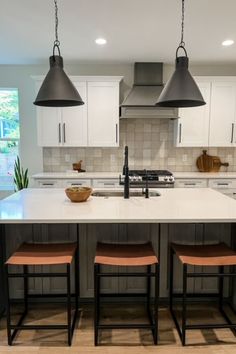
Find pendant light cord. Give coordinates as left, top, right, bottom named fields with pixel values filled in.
left=176, top=0, right=187, bottom=58
left=53, top=0, right=61, bottom=56
left=180, top=0, right=185, bottom=47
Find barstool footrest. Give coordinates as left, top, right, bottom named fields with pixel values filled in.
left=98, top=324, right=156, bottom=329
left=186, top=323, right=236, bottom=329
left=97, top=272, right=156, bottom=277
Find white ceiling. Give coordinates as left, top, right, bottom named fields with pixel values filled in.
left=1, top=0, right=236, bottom=65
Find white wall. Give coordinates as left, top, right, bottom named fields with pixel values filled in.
left=0, top=62, right=236, bottom=176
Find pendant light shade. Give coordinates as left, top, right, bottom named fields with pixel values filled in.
left=156, top=0, right=205, bottom=108
left=156, top=51, right=205, bottom=108
left=34, top=0, right=84, bottom=107
left=34, top=55, right=84, bottom=107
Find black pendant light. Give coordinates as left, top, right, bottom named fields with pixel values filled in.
left=34, top=0, right=84, bottom=107
left=156, top=0, right=205, bottom=108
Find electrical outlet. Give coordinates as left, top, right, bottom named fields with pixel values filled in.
left=65, top=154, right=70, bottom=163
left=182, top=154, right=188, bottom=162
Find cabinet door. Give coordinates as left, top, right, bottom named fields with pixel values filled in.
left=175, top=81, right=211, bottom=147
left=61, top=82, right=88, bottom=146
left=37, top=106, right=62, bottom=146
left=209, top=81, right=236, bottom=146
left=87, top=81, right=119, bottom=147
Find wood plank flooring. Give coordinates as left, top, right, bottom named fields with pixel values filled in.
left=0, top=303, right=236, bottom=353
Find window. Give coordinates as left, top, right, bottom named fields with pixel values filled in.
left=0, top=89, right=20, bottom=188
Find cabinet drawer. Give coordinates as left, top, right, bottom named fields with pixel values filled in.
left=175, top=179, right=207, bottom=188
left=92, top=179, right=120, bottom=188
left=209, top=179, right=236, bottom=189
left=35, top=180, right=61, bottom=188
left=63, top=179, right=91, bottom=188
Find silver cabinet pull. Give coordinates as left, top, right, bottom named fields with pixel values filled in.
left=58, top=123, right=61, bottom=143
left=184, top=183, right=196, bottom=186
left=179, top=123, right=182, bottom=143
left=71, top=183, right=82, bottom=186
left=116, top=123, right=118, bottom=143
left=63, top=123, right=66, bottom=143
left=231, top=123, right=235, bottom=143
left=42, top=183, right=54, bottom=186
left=217, top=183, right=229, bottom=186
left=104, top=182, right=115, bottom=186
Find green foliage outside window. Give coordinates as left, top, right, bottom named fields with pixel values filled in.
left=0, top=89, right=20, bottom=177
left=0, top=89, right=19, bottom=139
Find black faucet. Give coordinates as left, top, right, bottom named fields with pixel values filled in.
left=144, top=169, right=149, bottom=198
left=123, top=146, right=129, bottom=199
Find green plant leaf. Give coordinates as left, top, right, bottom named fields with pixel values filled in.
left=13, top=155, right=28, bottom=191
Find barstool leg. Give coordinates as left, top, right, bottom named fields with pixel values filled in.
left=154, top=263, right=159, bottom=345
left=182, top=264, right=187, bottom=346
left=169, top=248, right=174, bottom=313
left=23, top=265, right=28, bottom=314
left=218, top=265, right=224, bottom=311
left=94, top=263, right=99, bottom=346
left=146, top=265, right=151, bottom=311
left=67, top=264, right=72, bottom=346
left=5, top=265, right=12, bottom=345
left=75, top=248, right=79, bottom=313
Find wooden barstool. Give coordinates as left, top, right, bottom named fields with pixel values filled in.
left=5, top=242, right=79, bottom=346
left=170, top=242, right=236, bottom=346
left=94, top=242, right=159, bottom=345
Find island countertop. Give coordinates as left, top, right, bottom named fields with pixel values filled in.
left=1, top=188, right=236, bottom=224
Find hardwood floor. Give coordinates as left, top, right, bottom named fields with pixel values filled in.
left=0, top=303, right=236, bottom=353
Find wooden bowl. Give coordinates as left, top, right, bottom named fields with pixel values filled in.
left=65, top=187, right=92, bottom=203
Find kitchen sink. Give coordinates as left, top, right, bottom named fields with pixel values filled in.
left=92, top=190, right=161, bottom=197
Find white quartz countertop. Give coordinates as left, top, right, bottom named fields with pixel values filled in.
left=31, top=172, right=120, bottom=179
left=1, top=188, right=236, bottom=224
left=174, top=172, right=236, bottom=179
left=31, top=171, right=236, bottom=179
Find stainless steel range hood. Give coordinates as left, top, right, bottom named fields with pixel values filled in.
left=120, top=63, right=178, bottom=119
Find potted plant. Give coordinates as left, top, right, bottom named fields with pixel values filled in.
left=13, top=156, right=29, bottom=191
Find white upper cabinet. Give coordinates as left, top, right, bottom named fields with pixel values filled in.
left=174, top=77, right=236, bottom=147
left=36, top=81, right=87, bottom=147
left=37, top=106, right=61, bottom=147
left=87, top=81, right=119, bottom=147
left=60, top=82, right=87, bottom=147
left=175, top=81, right=211, bottom=147
left=209, top=81, right=236, bottom=146
left=34, top=76, right=122, bottom=147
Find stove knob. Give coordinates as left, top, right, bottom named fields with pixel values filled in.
left=138, top=176, right=142, bottom=181
left=164, top=177, right=168, bottom=181
left=169, top=176, right=174, bottom=182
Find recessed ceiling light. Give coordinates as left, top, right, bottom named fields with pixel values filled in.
left=222, top=39, right=234, bottom=46
left=95, top=38, right=107, bottom=45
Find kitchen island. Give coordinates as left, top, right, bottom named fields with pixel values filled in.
left=0, top=187, right=236, bottom=308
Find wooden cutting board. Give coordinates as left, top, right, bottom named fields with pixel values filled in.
left=196, top=150, right=213, bottom=172
left=211, top=156, right=229, bottom=172
left=196, top=150, right=229, bottom=172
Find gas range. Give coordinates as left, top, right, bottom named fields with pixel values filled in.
left=125, top=169, right=175, bottom=188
